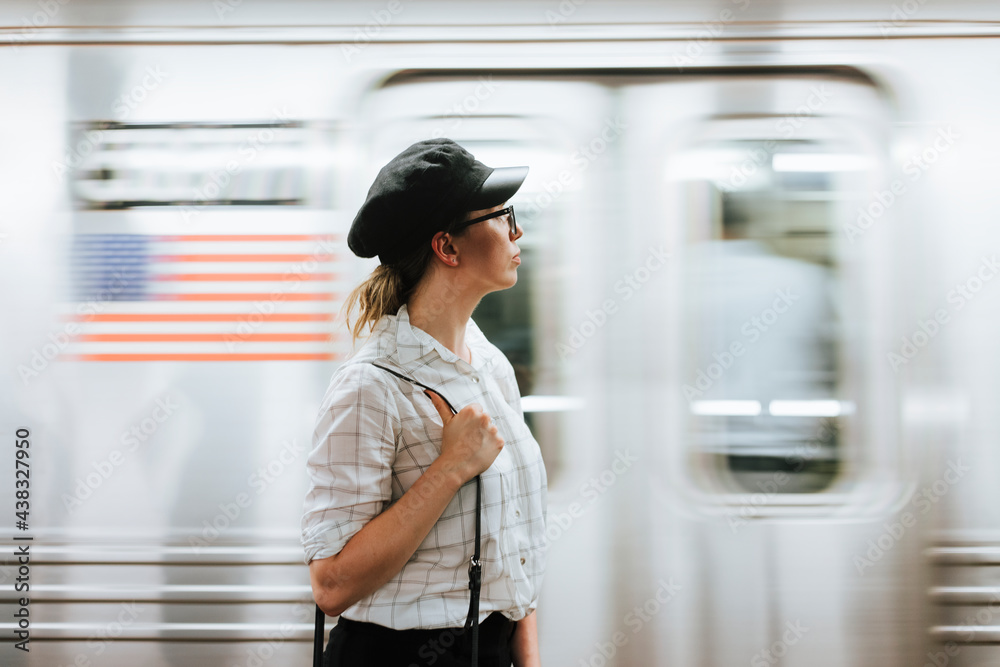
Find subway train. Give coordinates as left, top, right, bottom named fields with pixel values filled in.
left=1, top=1, right=999, bottom=665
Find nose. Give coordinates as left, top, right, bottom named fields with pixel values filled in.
left=511, top=220, right=523, bottom=240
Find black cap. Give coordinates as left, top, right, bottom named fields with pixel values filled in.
left=348, top=138, right=528, bottom=264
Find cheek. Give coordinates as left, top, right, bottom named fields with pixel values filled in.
left=488, top=243, right=509, bottom=265
left=475, top=228, right=510, bottom=266
left=490, top=243, right=514, bottom=271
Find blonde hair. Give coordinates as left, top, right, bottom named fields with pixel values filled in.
left=341, top=218, right=468, bottom=345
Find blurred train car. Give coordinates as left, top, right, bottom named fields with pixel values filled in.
left=1, top=0, right=999, bottom=665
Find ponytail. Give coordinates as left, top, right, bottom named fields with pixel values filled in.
left=340, top=242, right=436, bottom=346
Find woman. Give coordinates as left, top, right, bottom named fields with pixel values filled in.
left=302, top=138, right=548, bottom=667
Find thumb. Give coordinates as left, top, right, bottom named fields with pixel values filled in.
left=424, top=390, right=453, bottom=422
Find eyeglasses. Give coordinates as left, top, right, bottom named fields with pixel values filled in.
left=452, top=206, right=517, bottom=236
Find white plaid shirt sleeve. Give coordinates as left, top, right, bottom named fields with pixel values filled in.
left=301, top=363, right=399, bottom=564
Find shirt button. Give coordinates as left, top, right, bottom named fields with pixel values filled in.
left=515, top=510, right=520, bottom=518
left=472, top=376, right=480, bottom=383
left=520, top=557, right=526, bottom=565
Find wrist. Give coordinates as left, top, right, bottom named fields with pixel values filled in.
left=427, top=458, right=466, bottom=494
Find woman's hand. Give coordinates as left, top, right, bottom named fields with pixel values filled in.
left=425, top=390, right=504, bottom=483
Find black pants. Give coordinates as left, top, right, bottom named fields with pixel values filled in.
left=323, top=611, right=515, bottom=667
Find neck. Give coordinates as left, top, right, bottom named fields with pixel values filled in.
left=406, top=271, right=482, bottom=363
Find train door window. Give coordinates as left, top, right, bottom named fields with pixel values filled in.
left=671, top=82, right=889, bottom=501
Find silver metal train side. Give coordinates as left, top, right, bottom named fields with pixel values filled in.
left=1, top=1, right=999, bottom=665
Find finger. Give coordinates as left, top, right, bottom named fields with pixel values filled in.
left=457, top=402, right=485, bottom=422
left=424, top=390, right=453, bottom=421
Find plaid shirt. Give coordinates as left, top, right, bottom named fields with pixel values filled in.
left=301, top=303, right=548, bottom=629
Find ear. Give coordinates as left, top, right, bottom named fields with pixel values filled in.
left=430, top=230, right=460, bottom=266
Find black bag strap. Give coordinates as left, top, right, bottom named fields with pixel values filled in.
left=464, top=474, right=483, bottom=664
left=311, top=362, right=484, bottom=667
left=312, top=604, right=325, bottom=667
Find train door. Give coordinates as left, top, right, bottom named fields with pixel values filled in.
left=620, top=73, right=924, bottom=667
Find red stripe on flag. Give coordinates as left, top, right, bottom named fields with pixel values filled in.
left=78, top=333, right=334, bottom=342
left=70, top=353, right=336, bottom=362
left=70, top=313, right=334, bottom=322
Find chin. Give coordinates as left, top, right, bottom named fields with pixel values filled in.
left=486, top=272, right=518, bottom=294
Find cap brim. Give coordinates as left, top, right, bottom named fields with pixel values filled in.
left=466, top=166, right=529, bottom=210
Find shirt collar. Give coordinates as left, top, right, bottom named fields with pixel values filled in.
left=392, top=303, right=493, bottom=372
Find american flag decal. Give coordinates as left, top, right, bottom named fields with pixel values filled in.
left=64, top=233, right=343, bottom=362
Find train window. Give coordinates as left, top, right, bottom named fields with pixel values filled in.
left=67, top=120, right=337, bottom=210
left=676, top=121, right=877, bottom=498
